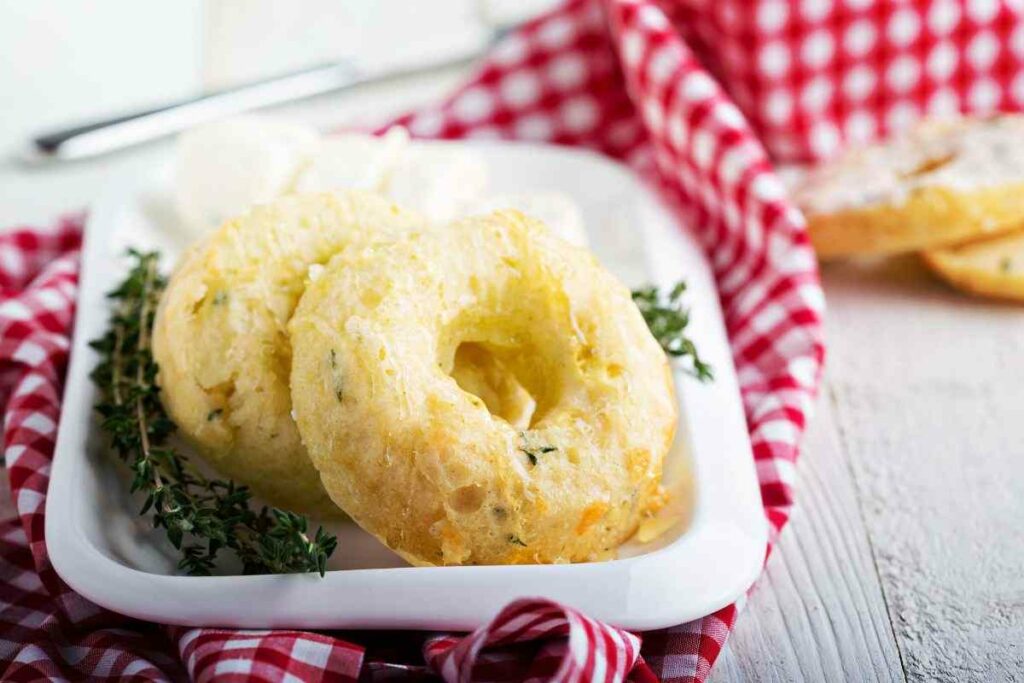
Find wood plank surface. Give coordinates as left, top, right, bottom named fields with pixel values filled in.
left=821, top=257, right=1024, bottom=682
left=710, top=390, right=905, bottom=683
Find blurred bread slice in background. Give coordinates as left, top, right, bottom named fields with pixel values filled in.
left=923, top=229, right=1024, bottom=302
left=795, top=116, right=1024, bottom=259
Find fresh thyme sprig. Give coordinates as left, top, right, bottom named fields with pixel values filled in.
left=632, top=281, right=714, bottom=382
left=89, top=249, right=337, bottom=576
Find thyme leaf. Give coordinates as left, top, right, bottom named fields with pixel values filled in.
left=90, top=249, right=337, bottom=576
left=632, top=281, right=714, bottom=382
left=518, top=445, right=557, bottom=466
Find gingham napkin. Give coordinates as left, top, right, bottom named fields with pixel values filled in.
left=0, top=220, right=654, bottom=680
left=5, top=0, right=959, bottom=678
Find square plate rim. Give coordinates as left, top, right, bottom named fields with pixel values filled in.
left=45, top=139, right=767, bottom=631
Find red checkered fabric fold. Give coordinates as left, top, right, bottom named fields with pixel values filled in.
left=0, top=0, right=854, bottom=680
left=423, top=599, right=651, bottom=683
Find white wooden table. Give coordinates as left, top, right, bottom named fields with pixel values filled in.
left=2, top=4, right=1022, bottom=681
left=712, top=257, right=1024, bottom=683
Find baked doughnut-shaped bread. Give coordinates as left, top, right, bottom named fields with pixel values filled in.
left=796, top=116, right=1024, bottom=258
left=923, top=229, right=1024, bottom=301
left=289, top=210, right=677, bottom=566
left=153, top=191, right=425, bottom=514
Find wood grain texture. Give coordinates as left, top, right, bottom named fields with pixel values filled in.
left=822, top=257, right=1024, bottom=682
left=710, top=392, right=905, bottom=683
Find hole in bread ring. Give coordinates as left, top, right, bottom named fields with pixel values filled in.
left=449, top=342, right=536, bottom=429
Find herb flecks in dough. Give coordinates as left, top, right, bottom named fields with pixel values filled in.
left=90, top=250, right=337, bottom=577
left=632, top=281, right=714, bottom=382
left=328, top=349, right=344, bottom=401
left=519, top=445, right=557, bottom=467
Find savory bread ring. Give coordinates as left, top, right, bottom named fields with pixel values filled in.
left=153, top=191, right=425, bottom=514
left=795, top=115, right=1024, bottom=258
left=289, top=210, right=677, bottom=566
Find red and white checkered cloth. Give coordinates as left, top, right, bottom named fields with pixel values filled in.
left=12, top=0, right=1017, bottom=679
left=654, top=0, right=1024, bottom=161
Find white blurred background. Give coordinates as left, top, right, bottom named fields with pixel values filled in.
left=0, top=0, right=558, bottom=225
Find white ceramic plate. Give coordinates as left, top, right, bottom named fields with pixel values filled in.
left=46, top=141, right=766, bottom=631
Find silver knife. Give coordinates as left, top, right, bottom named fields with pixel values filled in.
left=23, top=45, right=489, bottom=163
